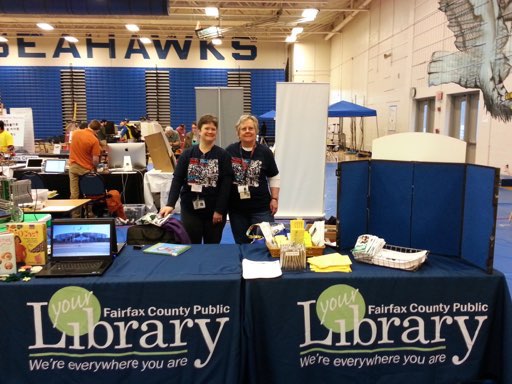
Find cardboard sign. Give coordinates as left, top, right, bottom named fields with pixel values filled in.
left=145, top=132, right=175, bottom=172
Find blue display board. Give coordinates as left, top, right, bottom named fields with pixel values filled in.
left=337, top=160, right=499, bottom=272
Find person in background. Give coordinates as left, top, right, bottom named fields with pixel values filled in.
left=118, top=119, right=132, bottom=141
left=164, top=126, right=181, bottom=152
left=69, top=119, right=101, bottom=217
left=184, top=122, right=200, bottom=148
left=260, top=121, right=267, bottom=140
left=176, top=124, right=186, bottom=149
left=0, top=120, right=14, bottom=154
left=159, top=114, right=232, bottom=244
left=97, top=119, right=108, bottom=150
left=226, top=114, right=280, bottom=244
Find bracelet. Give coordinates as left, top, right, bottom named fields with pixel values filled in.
left=271, top=197, right=278, bottom=201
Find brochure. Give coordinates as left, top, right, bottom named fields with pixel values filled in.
left=143, top=243, right=191, bottom=256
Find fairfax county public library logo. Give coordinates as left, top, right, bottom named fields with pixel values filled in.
left=297, top=284, right=489, bottom=369
left=26, top=286, right=231, bottom=373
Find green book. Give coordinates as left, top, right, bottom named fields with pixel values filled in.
left=143, top=243, right=191, bottom=256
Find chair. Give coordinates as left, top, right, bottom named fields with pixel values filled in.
left=79, top=172, right=109, bottom=217
left=20, top=171, right=45, bottom=189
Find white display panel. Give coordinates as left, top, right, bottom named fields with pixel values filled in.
left=274, top=82, right=329, bottom=218
left=372, top=132, right=467, bottom=163
left=195, top=87, right=244, bottom=148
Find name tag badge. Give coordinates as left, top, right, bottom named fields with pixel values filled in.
left=191, top=184, right=203, bottom=193
left=193, top=199, right=206, bottom=210
left=238, top=185, right=251, bottom=200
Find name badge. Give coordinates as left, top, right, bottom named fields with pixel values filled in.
left=193, top=199, right=206, bottom=210
left=238, top=185, right=251, bottom=199
left=191, top=184, right=203, bottom=192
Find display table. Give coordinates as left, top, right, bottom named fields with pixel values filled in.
left=13, top=169, right=145, bottom=204
left=242, top=244, right=512, bottom=384
left=21, top=199, right=90, bottom=217
left=0, top=245, right=242, bottom=384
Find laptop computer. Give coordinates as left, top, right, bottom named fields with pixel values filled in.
left=36, top=218, right=125, bottom=277
left=43, top=159, right=67, bottom=174
left=24, top=158, right=44, bottom=170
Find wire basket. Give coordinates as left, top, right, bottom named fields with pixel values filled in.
left=352, top=244, right=429, bottom=271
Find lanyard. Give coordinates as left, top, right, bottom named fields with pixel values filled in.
left=239, top=143, right=255, bottom=184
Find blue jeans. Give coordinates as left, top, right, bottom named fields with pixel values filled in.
left=229, top=210, right=274, bottom=244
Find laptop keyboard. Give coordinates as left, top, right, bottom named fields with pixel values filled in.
left=51, top=261, right=103, bottom=272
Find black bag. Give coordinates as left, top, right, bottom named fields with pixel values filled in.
left=127, top=224, right=177, bottom=245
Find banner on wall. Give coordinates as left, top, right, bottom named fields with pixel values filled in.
left=1, top=114, right=25, bottom=147
left=0, top=37, right=287, bottom=69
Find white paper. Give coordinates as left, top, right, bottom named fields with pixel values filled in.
left=242, top=259, right=282, bottom=279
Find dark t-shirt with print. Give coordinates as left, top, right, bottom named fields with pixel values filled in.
left=167, top=145, right=232, bottom=218
left=225, top=142, right=279, bottom=213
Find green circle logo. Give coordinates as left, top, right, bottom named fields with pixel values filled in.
left=48, top=286, right=101, bottom=336
left=316, top=284, right=366, bottom=333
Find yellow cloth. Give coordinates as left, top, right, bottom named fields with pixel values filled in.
left=308, top=253, right=352, bottom=273
left=310, top=265, right=352, bottom=273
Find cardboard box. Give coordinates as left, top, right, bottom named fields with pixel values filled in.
left=325, top=224, right=337, bottom=243
left=6, top=222, right=48, bottom=265
left=145, top=131, right=176, bottom=172
left=306, top=223, right=337, bottom=243
left=0, top=233, right=16, bottom=274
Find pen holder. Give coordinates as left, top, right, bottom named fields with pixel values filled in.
left=279, top=243, right=306, bottom=271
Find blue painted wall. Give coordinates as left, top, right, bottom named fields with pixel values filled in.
left=0, top=66, right=283, bottom=140
left=0, top=66, right=62, bottom=139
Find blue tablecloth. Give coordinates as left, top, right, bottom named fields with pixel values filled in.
left=242, top=244, right=512, bottom=384
left=3, top=242, right=511, bottom=383
left=0, top=245, right=242, bottom=384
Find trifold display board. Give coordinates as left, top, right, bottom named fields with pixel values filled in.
left=337, top=160, right=499, bottom=273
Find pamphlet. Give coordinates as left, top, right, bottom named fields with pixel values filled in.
left=0, top=233, right=16, bottom=274
left=143, top=243, right=191, bottom=256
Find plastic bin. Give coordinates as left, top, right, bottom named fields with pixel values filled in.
left=124, top=204, right=145, bottom=222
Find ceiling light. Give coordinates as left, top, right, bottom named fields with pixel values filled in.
left=64, top=36, right=78, bottom=43
left=285, top=35, right=297, bottom=43
left=212, top=38, right=222, bottom=45
left=302, top=8, right=319, bottom=21
left=139, top=37, right=152, bottom=44
left=126, top=24, right=140, bottom=32
left=0, top=36, right=8, bottom=42
left=37, top=23, right=54, bottom=31
left=205, top=7, right=219, bottom=17
left=195, top=26, right=223, bottom=40
left=291, top=27, right=304, bottom=36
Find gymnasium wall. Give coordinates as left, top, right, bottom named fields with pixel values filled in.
left=0, top=37, right=286, bottom=139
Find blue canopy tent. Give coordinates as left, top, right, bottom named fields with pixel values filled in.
left=327, top=100, right=378, bottom=154
left=259, top=110, right=276, bottom=120
left=328, top=100, right=376, bottom=117
left=258, top=110, right=276, bottom=145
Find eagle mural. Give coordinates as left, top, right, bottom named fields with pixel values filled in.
left=428, top=0, right=512, bottom=121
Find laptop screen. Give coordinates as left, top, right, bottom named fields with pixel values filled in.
left=51, top=220, right=113, bottom=258
left=44, top=159, right=67, bottom=173
left=26, top=158, right=43, bottom=168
